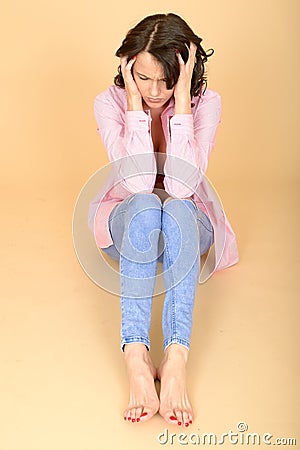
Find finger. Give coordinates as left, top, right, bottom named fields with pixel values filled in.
left=120, top=55, right=136, bottom=68
left=120, top=56, right=128, bottom=70
left=189, top=41, right=197, bottom=55
left=120, top=55, right=136, bottom=77
left=127, top=55, right=137, bottom=67
left=186, top=42, right=197, bottom=65
left=176, top=49, right=185, bottom=66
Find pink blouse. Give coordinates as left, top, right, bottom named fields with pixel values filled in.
left=88, top=85, right=239, bottom=280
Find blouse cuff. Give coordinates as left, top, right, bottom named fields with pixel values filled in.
left=169, top=114, right=194, bottom=140
left=125, top=110, right=151, bottom=131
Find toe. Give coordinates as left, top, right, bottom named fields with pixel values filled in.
left=135, top=406, right=143, bottom=422
left=175, top=409, right=183, bottom=427
left=167, top=411, right=178, bottom=425
left=130, top=408, right=137, bottom=423
left=140, top=410, right=151, bottom=421
left=123, top=409, right=130, bottom=421
left=183, top=410, right=190, bottom=427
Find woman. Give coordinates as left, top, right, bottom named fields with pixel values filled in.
left=88, top=13, right=239, bottom=427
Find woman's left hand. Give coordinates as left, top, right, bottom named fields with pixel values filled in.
left=174, top=42, right=197, bottom=113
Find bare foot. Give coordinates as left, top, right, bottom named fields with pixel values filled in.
left=123, top=343, right=160, bottom=423
left=157, top=343, right=193, bottom=427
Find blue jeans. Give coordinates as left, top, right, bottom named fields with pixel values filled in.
left=101, top=192, right=214, bottom=352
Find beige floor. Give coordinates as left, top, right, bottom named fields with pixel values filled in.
left=1, top=177, right=299, bottom=449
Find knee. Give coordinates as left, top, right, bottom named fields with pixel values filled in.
left=162, top=197, right=198, bottom=223
left=163, top=196, right=195, bottom=209
left=127, top=192, right=162, bottom=210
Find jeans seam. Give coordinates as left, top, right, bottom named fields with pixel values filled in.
left=121, top=336, right=150, bottom=352
left=163, top=214, right=177, bottom=340
left=119, top=192, right=161, bottom=350
left=164, top=336, right=190, bottom=351
left=162, top=199, right=200, bottom=349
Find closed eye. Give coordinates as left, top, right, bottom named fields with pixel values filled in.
left=137, top=73, right=167, bottom=82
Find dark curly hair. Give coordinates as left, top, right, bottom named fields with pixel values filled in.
left=114, top=13, right=214, bottom=99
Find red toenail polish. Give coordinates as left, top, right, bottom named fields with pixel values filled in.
left=137, top=418, right=140, bottom=422
left=185, top=423, right=189, bottom=427
left=170, top=416, right=177, bottom=420
left=141, top=412, right=148, bottom=417
left=132, top=418, right=136, bottom=422
left=178, top=421, right=182, bottom=426
left=189, top=420, right=193, bottom=424
left=124, top=417, right=127, bottom=420
left=128, top=417, right=131, bottom=420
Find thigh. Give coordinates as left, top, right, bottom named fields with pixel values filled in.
left=195, top=208, right=214, bottom=255
left=156, top=198, right=214, bottom=263
left=101, top=193, right=163, bottom=260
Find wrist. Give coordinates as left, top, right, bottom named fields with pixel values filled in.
left=127, top=94, right=143, bottom=111
left=174, top=97, right=192, bottom=115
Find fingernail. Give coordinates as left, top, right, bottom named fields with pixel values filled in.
left=178, top=421, right=182, bottom=426
left=141, top=412, right=148, bottom=417
left=136, top=418, right=140, bottom=422
left=132, top=418, right=136, bottom=422
left=175, top=49, right=179, bottom=54
left=170, top=416, right=177, bottom=420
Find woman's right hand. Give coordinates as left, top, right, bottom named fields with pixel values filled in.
left=120, top=56, right=143, bottom=110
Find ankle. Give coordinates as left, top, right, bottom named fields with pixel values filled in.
left=164, top=343, right=189, bottom=363
left=124, top=343, right=149, bottom=362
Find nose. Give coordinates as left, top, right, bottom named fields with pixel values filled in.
left=149, top=80, right=160, bottom=97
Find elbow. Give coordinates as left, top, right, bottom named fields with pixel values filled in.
left=163, top=177, right=200, bottom=198
left=121, top=174, right=156, bottom=194
left=163, top=160, right=203, bottom=198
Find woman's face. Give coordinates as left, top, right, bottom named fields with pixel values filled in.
left=132, top=51, right=174, bottom=110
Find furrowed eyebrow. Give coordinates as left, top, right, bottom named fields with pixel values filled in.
left=137, top=72, right=166, bottom=81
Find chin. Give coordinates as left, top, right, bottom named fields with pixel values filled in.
left=144, top=99, right=169, bottom=109
left=148, top=103, right=164, bottom=109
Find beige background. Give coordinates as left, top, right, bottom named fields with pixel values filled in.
left=1, top=0, right=299, bottom=449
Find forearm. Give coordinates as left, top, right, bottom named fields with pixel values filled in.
left=174, top=92, right=192, bottom=115
left=127, top=95, right=143, bottom=111
left=121, top=110, right=156, bottom=193
left=163, top=111, right=201, bottom=198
